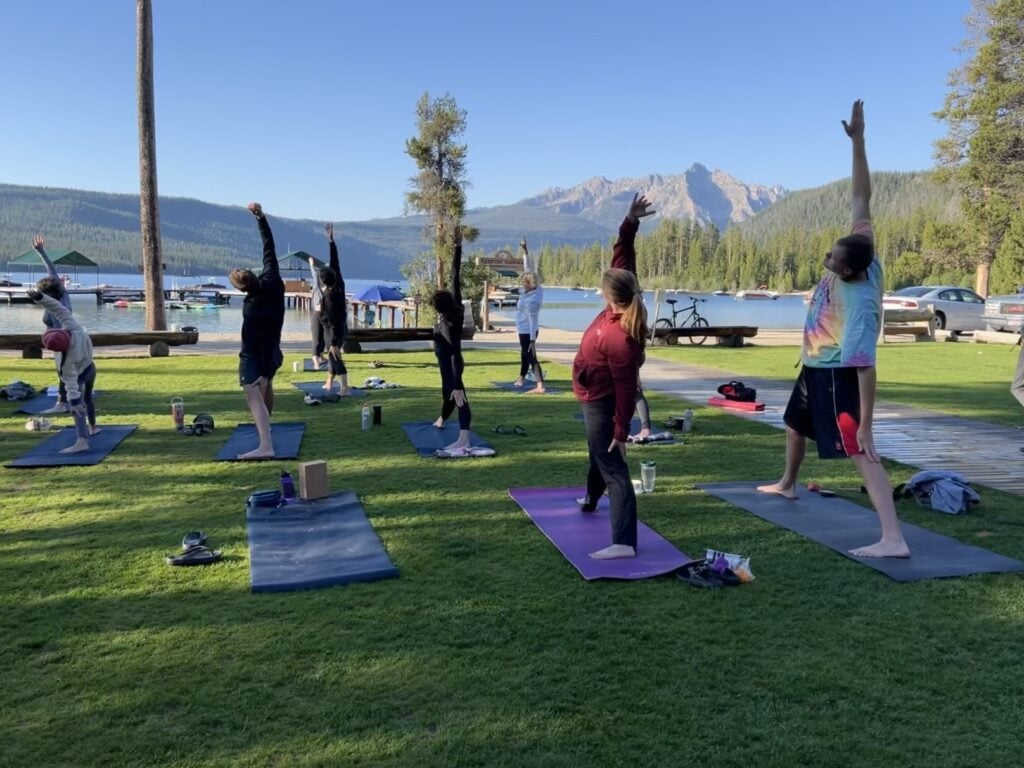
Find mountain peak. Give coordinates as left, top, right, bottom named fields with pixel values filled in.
left=519, top=167, right=788, bottom=230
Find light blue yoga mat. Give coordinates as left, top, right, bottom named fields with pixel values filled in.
left=5, top=425, right=136, bottom=468
left=215, top=422, right=305, bottom=461
left=14, top=391, right=102, bottom=415
left=491, top=381, right=559, bottom=394
left=573, top=413, right=679, bottom=445
left=247, top=490, right=398, bottom=593
left=400, top=421, right=493, bottom=457
left=291, top=381, right=365, bottom=397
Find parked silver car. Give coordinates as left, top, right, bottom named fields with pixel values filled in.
left=983, top=291, right=1024, bottom=333
left=882, top=286, right=987, bottom=332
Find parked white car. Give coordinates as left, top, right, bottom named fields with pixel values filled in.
left=983, top=291, right=1024, bottom=333
left=882, top=286, right=987, bottom=332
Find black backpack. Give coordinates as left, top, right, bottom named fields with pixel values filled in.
left=717, top=380, right=757, bottom=402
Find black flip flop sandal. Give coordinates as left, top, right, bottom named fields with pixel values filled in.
left=181, top=531, right=207, bottom=549
left=676, top=560, right=724, bottom=589
left=492, top=425, right=511, bottom=434
left=512, top=426, right=528, bottom=436
left=165, top=545, right=222, bottom=566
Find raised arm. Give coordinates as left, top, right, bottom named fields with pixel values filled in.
left=610, top=194, right=655, bottom=274
left=248, top=202, right=280, bottom=279
left=843, top=100, right=871, bottom=224
left=327, top=223, right=340, bottom=276
left=450, top=228, right=463, bottom=305
left=520, top=239, right=531, bottom=273
left=31, top=292, right=83, bottom=339
left=33, top=235, right=59, bottom=280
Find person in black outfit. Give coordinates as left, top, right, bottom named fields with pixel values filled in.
left=229, top=202, right=285, bottom=459
left=431, top=228, right=472, bottom=454
left=315, top=222, right=350, bottom=394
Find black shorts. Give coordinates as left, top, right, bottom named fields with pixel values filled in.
left=239, top=349, right=283, bottom=387
left=784, top=366, right=863, bottom=459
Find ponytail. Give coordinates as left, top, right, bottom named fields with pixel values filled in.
left=601, top=268, right=648, bottom=346
left=619, top=293, right=649, bottom=346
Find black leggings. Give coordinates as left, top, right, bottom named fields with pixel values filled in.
left=438, top=356, right=471, bottom=430
left=581, top=396, right=637, bottom=548
left=327, top=346, right=347, bottom=376
left=311, top=311, right=325, bottom=358
left=518, top=333, right=544, bottom=380
left=635, top=386, right=651, bottom=430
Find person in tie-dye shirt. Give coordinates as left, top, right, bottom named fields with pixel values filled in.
left=758, top=100, right=909, bottom=560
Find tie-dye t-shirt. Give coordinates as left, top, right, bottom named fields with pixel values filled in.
left=802, top=220, right=883, bottom=368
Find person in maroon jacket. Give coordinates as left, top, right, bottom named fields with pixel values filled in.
left=573, top=194, right=655, bottom=559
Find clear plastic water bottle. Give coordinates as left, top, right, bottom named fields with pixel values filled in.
left=683, top=408, right=694, bottom=433
left=280, top=471, right=295, bottom=501
left=361, top=402, right=371, bottom=431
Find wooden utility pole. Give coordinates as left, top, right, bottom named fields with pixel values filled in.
left=137, top=0, right=166, bottom=330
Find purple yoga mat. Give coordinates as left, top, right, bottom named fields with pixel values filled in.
left=508, top=486, right=693, bottom=580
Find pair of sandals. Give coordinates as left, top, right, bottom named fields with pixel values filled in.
left=368, top=360, right=388, bottom=369
left=492, top=424, right=527, bottom=436
left=181, top=424, right=208, bottom=436
left=165, top=531, right=222, bottom=566
left=676, top=558, right=742, bottom=589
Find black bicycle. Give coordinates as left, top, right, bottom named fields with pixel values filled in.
left=656, top=296, right=709, bottom=345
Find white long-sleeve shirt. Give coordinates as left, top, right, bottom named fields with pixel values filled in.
left=36, top=294, right=94, bottom=401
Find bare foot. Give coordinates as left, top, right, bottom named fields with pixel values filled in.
left=526, top=385, right=545, bottom=394
left=59, top=438, right=90, bottom=454
left=444, top=438, right=471, bottom=453
left=849, top=539, right=910, bottom=559
left=339, top=388, right=350, bottom=396
left=513, top=377, right=525, bottom=387
left=433, top=417, right=445, bottom=429
left=589, top=544, right=637, bottom=560
left=89, top=426, right=102, bottom=436
left=237, top=446, right=275, bottom=460
left=40, top=402, right=69, bottom=415
left=756, top=482, right=798, bottom=500
left=322, top=382, right=334, bottom=391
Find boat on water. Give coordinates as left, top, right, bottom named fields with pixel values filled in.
left=0, top=274, right=22, bottom=287
left=735, top=289, right=779, bottom=300
left=487, top=286, right=520, bottom=307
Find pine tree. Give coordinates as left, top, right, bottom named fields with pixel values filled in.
left=934, top=0, right=1024, bottom=296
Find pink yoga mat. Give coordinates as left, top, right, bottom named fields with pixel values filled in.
left=508, top=486, right=693, bottom=580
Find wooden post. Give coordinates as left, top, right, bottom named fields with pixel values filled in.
left=481, top=280, right=490, bottom=331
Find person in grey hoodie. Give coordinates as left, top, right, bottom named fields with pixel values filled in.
left=28, top=291, right=98, bottom=454
left=514, top=240, right=545, bottom=394
left=31, top=234, right=74, bottom=413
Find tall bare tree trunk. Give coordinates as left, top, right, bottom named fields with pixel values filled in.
left=137, top=0, right=165, bottom=330
left=975, top=261, right=991, bottom=298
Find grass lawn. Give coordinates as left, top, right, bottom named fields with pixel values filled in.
left=649, top=342, right=1024, bottom=428
left=2, top=348, right=1023, bottom=768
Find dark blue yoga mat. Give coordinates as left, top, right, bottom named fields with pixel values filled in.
left=215, top=422, right=305, bottom=461
left=5, top=424, right=136, bottom=468
left=15, top=391, right=102, bottom=415
left=400, top=421, right=493, bottom=457
left=697, top=481, right=1024, bottom=582
left=247, top=490, right=398, bottom=593
left=291, top=381, right=365, bottom=397
left=491, top=381, right=559, bottom=394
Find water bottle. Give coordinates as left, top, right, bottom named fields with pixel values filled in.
left=280, top=471, right=295, bottom=501
left=683, top=408, right=693, bottom=433
left=171, top=397, right=185, bottom=430
left=361, top=402, right=371, bottom=431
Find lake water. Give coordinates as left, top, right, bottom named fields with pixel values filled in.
left=0, top=273, right=808, bottom=335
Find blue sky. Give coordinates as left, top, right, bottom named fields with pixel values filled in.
left=0, top=0, right=970, bottom=221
